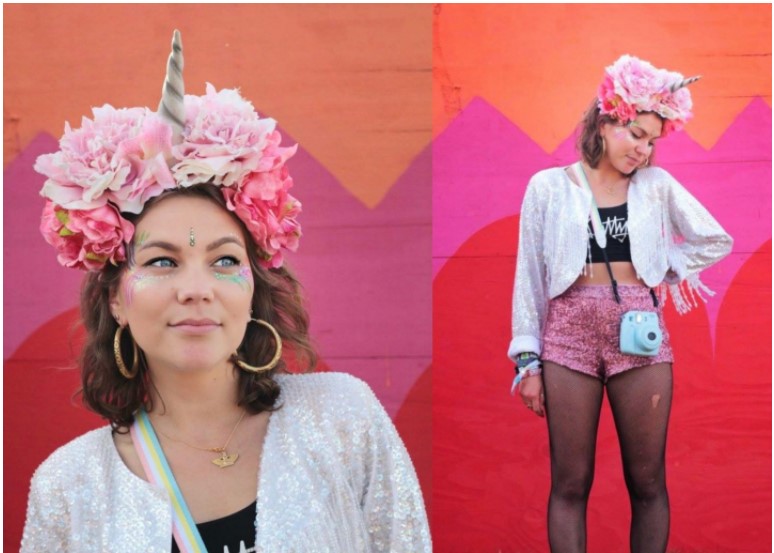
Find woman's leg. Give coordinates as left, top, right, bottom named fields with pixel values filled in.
left=606, top=363, right=673, bottom=553
left=543, top=361, right=605, bottom=553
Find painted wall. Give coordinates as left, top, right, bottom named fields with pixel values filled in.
left=3, top=5, right=431, bottom=551
left=432, top=4, right=771, bottom=552
left=5, top=4, right=772, bottom=552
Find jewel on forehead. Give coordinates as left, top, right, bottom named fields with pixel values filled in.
left=189, top=227, right=195, bottom=247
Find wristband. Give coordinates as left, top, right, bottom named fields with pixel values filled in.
left=510, top=353, right=542, bottom=395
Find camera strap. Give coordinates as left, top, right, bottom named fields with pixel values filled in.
left=573, top=162, right=658, bottom=308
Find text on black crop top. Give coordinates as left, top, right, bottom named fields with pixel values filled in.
left=171, top=500, right=257, bottom=553
left=587, top=202, right=632, bottom=263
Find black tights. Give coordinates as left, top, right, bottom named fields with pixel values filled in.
left=543, top=361, right=673, bottom=553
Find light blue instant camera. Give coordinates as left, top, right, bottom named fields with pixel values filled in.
left=620, top=311, right=663, bottom=356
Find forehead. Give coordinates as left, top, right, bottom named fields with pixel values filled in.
left=632, top=113, right=664, bottom=136
left=135, top=195, right=244, bottom=241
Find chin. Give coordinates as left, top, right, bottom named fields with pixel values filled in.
left=155, top=352, right=236, bottom=374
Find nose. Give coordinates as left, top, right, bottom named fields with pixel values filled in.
left=634, top=139, right=650, bottom=156
left=176, top=267, right=215, bottom=304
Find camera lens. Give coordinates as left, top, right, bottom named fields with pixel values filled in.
left=647, top=332, right=657, bottom=341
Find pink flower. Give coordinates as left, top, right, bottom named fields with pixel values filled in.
left=36, top=106, right=146, bottom=209
left=597, top=55, right=694, bottom=131
left=40, top=201, right=135, bottom=271
left=222, top=167, right=302, bottom=268
left=656, top=80, right=693, bottom=127
left=109, top=114, right=177, bottom=213
left=257, top=132, right=298, bottom=173
left=172, top=84, right=290, bottom=188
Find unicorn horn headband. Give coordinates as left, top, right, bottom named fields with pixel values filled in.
left=158, top=29, right=185, bottom=141
left=597, top=54, right=700, bottom=136
left=36, top=30, right=301, bottom=272
left=669, top=75, right=701, bottom=94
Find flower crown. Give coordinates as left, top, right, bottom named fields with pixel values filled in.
left=597, top=54, right=700, bottom=136
left=36, top=31, right=301, bottom=271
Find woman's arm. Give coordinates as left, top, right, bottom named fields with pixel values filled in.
left=666, top=172, right=733, bottom=277
left=663, top=170, right=733, bottom=313
left=20, top=468, right=69, bottom=552
left=358, top=383, right=432, bottom=553
left=508, top=176, right=549, bottom=361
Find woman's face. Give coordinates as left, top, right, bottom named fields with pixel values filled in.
left=110, top=195, right=254, bottom=375
left=600, top=112, right=663, bottom=174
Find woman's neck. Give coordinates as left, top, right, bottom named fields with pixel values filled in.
left=583, top=158, right=628, bottom=187
left=145, top=361, right=245, bottom=438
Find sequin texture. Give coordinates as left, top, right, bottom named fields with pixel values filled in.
left=21, top=373, right=431, bottom=552
left=541, top=284, right=674, bottom=382
left=509, top=166, right=733, bottom=361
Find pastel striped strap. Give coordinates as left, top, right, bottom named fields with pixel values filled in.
left=131, top=410, right=207, bottom=553
left=573, top=162, right=607, bottom=249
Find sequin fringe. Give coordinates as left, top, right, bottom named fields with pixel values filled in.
left=668, top=273, right=716, bottom=315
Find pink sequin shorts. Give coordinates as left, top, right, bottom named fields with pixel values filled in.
left=541, top=284, right=673, bottom=382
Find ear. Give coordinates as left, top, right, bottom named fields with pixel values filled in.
left=598, top=120, right=612, bottom=140
left=110, top=286, right=125, bottom=326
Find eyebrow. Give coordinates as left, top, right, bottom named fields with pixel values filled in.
left=137, top=236, right=245, bottom=253
left=206, top=236, right=245, bottom=251
left=138, top=240, right=181, bottom=253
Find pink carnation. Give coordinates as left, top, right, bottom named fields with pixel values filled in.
left=40, top=201, right=135, bottom=271
left=172, top=84, right=288, bottom=188
left=656, top=82, right=693, bottom=128
left=109, top=114, right=177, bottom=213
left=35, top=105, right=146, bottom=209
left=222, top=167, right=302, bottom=269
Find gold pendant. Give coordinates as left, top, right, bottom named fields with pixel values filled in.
left=212, top=451, right=239, bottom=468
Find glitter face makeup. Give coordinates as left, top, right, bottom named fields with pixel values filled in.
left=123, top=267, right=171, bottom=307
left=135, top=231, right=150, bottom=248
left=213, top=266, right=253, bottom=291
left=613, top=125, right=636, bottom=143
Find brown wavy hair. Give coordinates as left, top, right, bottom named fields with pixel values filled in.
left=78, top=184, right=317, bottom=431
left=577, top=99, right=659, bottom=169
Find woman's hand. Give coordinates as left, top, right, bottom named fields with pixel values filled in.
left=519, top=375, right=545, bottom=417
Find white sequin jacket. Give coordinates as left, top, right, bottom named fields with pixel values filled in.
left=21, top=373, right=432, bottom=553
left=509, top=166, right=733, bottom=361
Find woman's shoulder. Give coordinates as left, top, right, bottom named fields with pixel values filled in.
left=528, top=166, right=570, bottom=186
left=275, top=371, right=377, bottom=406
left=274, top=371, right=382, bottom=423
left=30, top=426, right=114, bottom=487
left=633, top=166, right=677, bottom=185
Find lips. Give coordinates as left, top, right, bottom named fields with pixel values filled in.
left=169, top=318, right=221, bottom=334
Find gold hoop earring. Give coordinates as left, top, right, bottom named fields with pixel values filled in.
left=235, top=319, right=283, bottom=373
left=114, top=326, right=139, bottom=379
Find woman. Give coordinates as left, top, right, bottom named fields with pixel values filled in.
left=510, top=55, right=732, bottom=553
left=22, top=31, right=431, bottom=553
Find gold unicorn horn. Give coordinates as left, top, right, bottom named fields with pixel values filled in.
left=669, top=75, right=701, bottom=93
left=158, top=30, right=185, bottom=140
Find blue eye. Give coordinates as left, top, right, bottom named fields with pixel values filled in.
left=214, top=256, right=240, bottom=268
left=146, top=257, right=176, bottom=268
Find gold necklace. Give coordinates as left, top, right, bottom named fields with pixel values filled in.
left=154, top=409, right=247, bottom=468
left=598, top=177, right=626, bottom=196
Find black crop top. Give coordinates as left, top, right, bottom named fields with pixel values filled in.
left=171, top=500, right=257, bottom=553
left=587, top=202, right=631, bottom=263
